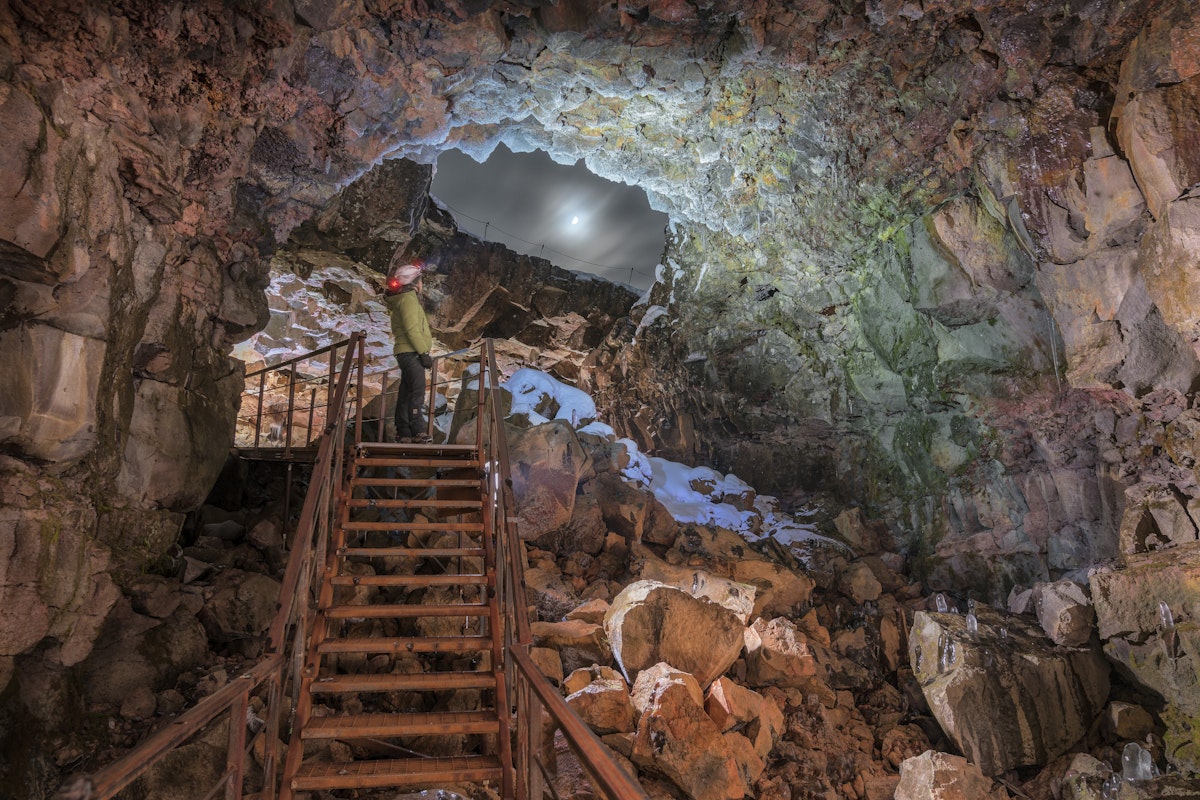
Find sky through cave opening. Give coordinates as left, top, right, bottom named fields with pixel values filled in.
left=431, top=144, right=668, bottom=291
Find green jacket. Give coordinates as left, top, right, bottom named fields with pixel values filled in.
left=385, top=289, right=432, bottom=354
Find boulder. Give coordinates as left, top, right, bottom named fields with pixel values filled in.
left=1100, top=701, right=1157, bottom=742
left=590, top=472, right=680, bottom=546
left=833, top=507, right=886, bottom=554
left=524, top=563, right=580, bottom=621
left=1033, top=579, right=1096, bottom=647
left=199, top=569, right=282, bottom=643
left=743, top=617, right=819, bottom=689
left=605, top=580, right=745, bottom=688
left=532, top=494, right=608, bottom=556
left=630, top=663, right=743, bottom=800
left=909, top=607, right=1110, bottom=775
left=665, top=524, right=815, bottom=616
left=565, top=677, right=636, bottom=734
left=564, top=664, right=626, bottom=696
left=566, top=598, right=610, bottom=625
left=508, top=420, right=593, bottom=542
left=704, top=676, right=784, bottom=759
left=895, top=750, right=1010, bottom=800
left=530, top=619, right=612, bottom=674
left=839, top=560, right=883, bottom=604
left=80, top=602, right=210, bottom=706
left=631, top=556, right=756, bottom=623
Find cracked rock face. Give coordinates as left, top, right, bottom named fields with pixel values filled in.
left=3, top=0, right=1200, bottom=723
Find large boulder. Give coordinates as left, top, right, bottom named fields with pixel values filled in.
left=604, top=580, right=745, bottom=688
left=630, top=555, right=757, bottom=623
left=508, top=420, right=593, bottom=541
left=895, top=750, right=1010, bottom=800
left=80, top=601, right=210, bottom=706
left=630, top=663, right=744, bottom=800
left=1090, top=541, right=1200, bottom=771
left=909, top=608, right=1110, bottom=776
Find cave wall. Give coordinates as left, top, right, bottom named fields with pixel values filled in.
left=1, top=0, right=1199, bottom=695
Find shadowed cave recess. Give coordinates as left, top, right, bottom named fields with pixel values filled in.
left=3, top=0, right=1200, bottom=797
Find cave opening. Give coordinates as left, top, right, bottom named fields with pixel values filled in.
left=431, top=144, right=669, bottom=291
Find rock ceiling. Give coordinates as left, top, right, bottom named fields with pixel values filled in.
left=3, top=0, right=1200, bottom=696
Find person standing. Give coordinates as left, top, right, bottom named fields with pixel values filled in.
left=383, top=260, right=434, bottom=442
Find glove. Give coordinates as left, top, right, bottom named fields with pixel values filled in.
left=419, top=352, right=433, bottom=370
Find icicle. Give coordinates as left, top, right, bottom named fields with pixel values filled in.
left=1159, top=600, right=1178, bottom=659
left=1123, top=742, right=1152, bottom=781
left=999, top=627, right=1008, bottom=640
left=1158, top=600, right=1175, bottom=630
left=1139, top=745, right=1155, bottom=780
left=939, top=636, right=956, bottom=671
left=967, top=598, right=977, bottom=615
left=935, top=593, right=948, bottom=613
left=1100, top=773, right=1121, bottom=800
left=966, top=613, right=979, bottom=641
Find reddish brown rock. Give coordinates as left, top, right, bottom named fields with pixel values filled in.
left=605, top=580, right=745, bottom=688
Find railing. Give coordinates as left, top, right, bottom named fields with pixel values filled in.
left=481, top=340, right=649, bottom=800
left=67, top=335, right=648, bottom=800
left=73, top=332, right=365, bottom=800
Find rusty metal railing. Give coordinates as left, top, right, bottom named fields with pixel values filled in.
left=480, top=340, right=649, bottom=800
left=236, top=339, right=360, bottom=456
left=73, top=332, right=365, bottom=800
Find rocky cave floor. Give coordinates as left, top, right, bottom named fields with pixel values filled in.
left=45, top=426, right=1200, bottom=800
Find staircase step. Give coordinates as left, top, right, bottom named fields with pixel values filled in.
left=318, top=636, right=491, bottom=654
left=302, top=710, right=498, bottom=740
left=356, top=457, right=482, bottom=469
left=351, top=478, right=480, bottom=488
left=338, top=546, right=484, bottom=559
left=347, top=498, right=483, bottom=510
left=329, top=574, right=488, bottom=588
left=292, top=755, right=504, bottom=791
left=357, top=443, right=478, bottom=456
left=310, top=671, right=496, bottom=694
left=342, top=521, right=485, bottom=532
left=324, top=603, right=489, bottom=619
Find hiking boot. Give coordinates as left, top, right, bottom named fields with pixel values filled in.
left=413, top=434, right=434, bottom=444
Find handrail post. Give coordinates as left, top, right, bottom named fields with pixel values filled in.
left=302, top=387, right=313, bottom=447
left=255, top=373, right=266, bottom=448
left=355, top=337, right=365, bottom=446
left=427, top=355, right=439, bottom=441
left=284, top=363, right=297, bottom=458
left=225, top=685, right=249, bottom=800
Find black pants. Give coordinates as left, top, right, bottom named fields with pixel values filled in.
left=394, top=351, right=426, bottom=440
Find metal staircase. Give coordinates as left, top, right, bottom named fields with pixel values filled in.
left=281, top=440, right=511, bottom=796
left=71, top=336, right=647, bottom=800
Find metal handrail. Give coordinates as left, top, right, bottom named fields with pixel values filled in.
left=73, top=332, right=365, bottom=800
left=482, top=340, right=647, bottom=800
